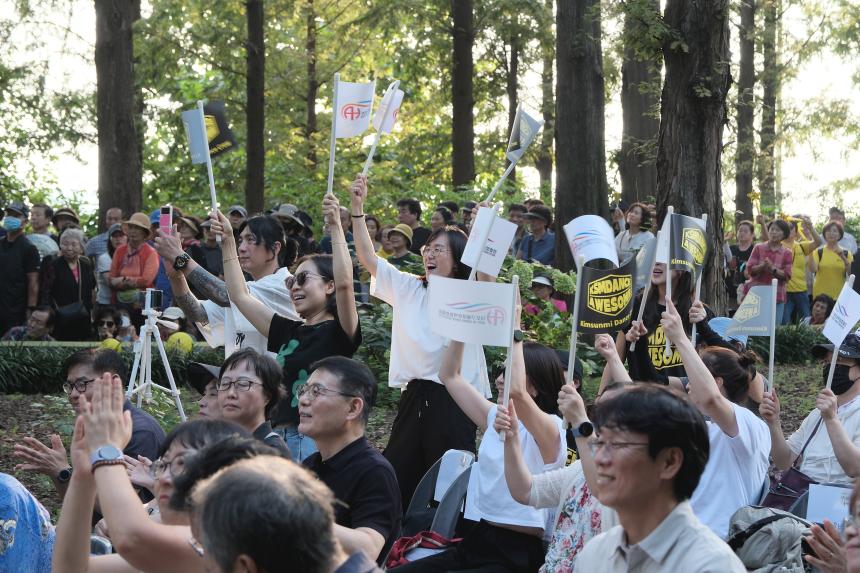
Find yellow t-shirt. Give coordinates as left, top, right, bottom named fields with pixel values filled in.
left=785, top=240, right=815, bottom=293
left=813, top=247, right=853, bottom=299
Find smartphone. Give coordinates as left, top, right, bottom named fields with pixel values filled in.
left=159, top=205, right=173, bottom=236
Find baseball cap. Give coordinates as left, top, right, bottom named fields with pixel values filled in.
left=462, top=201, right=477, bottom=212
left=812, top=334, right=860, bottom=361
left=707, top=316, right=748, bottom=347
left=524, top=205, right=553, bottom=226
left=186, top=362, right=221, bottom=395
left=4, top=202, right=29, bottom=217
left=532, top=276, right=553, bottom=288
left=228, top=205, right=248, bottom=218
left=390, top=223, right=414, bottom=245
left=555, top=349, right=584, bottom=382
left=149, top=209, right=161, bottom=225
left=161, top=307, right=185, bottom=321
left=107, top=223, right=123, bottom=236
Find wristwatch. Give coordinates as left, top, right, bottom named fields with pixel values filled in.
left=512, top=329, right=524, bottom=343
left=57, top=466, right=73, bottom=483
left=173, top=252, right=191, bottom=271
left=90, top=445, right=124, bottom=473
left=571, top=421, right=594, bottom=438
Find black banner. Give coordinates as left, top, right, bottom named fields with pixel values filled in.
left=669, top=213, right=707, bottom=276
left=576, top=257, right=637, bottom=333
left=204, top=101, right=237, bottom=158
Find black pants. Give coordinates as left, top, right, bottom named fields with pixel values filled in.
left=392, top=521, right=545, bottom=573
left=384, top=379, right=477, bottom=509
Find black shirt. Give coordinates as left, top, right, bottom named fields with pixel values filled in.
left=252, top=421, right=291, bottom=457
left=268, top=315, right=362, bottom=426
left=124, top=401, right=167, bottom=462
left=0, top=234, right=39, bottom=323
left=303, top=437, right=402, bottom=564
left=199, top=243, right=224, bottom=277
left=408, top=226, right=432, bottom=254
left=729, top=244, right=754, bottom=290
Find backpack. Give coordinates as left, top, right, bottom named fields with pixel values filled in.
left=726, top=505, right=812, bottom=573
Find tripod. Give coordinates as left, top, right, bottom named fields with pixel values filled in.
left=126, top=305, right=187, bottom=421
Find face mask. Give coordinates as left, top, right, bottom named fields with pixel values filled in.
left=2, top=217, right=22, bottom=232
left=825, top=364, right=856, bottom=395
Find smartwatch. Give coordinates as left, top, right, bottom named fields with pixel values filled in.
left=90, top=445, right=124, bottom=473
left=512, top=329, right=524, bottom=343
left=57, top=467, right=73, bottom=483
left=571, top=421, right=594, bottom=438
left=173, top=252, right=191, bottom=271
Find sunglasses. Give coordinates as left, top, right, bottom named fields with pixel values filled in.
left=99, top=320, right=115, bottom=327
left=285, top=271, right=327, bottom=290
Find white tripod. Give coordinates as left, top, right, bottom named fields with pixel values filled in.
left=125, top=290, right=187, bottom=421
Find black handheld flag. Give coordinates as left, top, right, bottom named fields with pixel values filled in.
left=575, top=257, right=637, bottom=333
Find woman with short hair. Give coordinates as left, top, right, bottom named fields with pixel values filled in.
left=810, top=220, right=853, bottom=300
left=39, top=228, right=96, bottom=340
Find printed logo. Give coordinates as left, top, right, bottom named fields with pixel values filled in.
left=341, top=101, right=371, bottom=121
left=682, top=227, right=706, bottom=265
left=205, top=115, right=220, bottom=142
left=444, top=302, right=507, bottom=326
left=735, top=292, right=761, bottom=322
left=587, top=274, right=633, bottom=317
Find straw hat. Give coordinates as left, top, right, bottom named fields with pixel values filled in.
left=122, top=212, right=153, bottom=239
left=390, top=223, right=414, bottom=246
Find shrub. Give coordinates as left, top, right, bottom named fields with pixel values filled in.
left=747, top=324, right=828, bottom=364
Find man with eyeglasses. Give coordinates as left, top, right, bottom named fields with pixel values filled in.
left=575, top=384, right=745, bottom=572
left=299, top=356, right=401, bottom=564
left=1, top=305, right=55, bottom=341
left=12, top=348, right=165, bottom=502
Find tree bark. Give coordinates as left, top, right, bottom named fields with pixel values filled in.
left=505, top=34, right=519, bottom=185
left=305, top=0, right=318, bottom=168
left=95, top=0, right=142, bottom=227
left=758, top=0, right=778, bottom=215
left=734, top=0, right=755, bottom=223
left=656, top=0, right=732, bottom=314
left=555, top=0, right=608, bottom=271
left=245, top=0, right=265, bottom=215
left=619, top=0, right=661, bottom=205
left=451, top=0, right=475, bottom=189
left=534, top=0, right=554, bottom=200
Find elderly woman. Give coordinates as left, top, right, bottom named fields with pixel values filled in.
left=109, top=212, right=160, bottom=328
left=39, top=228, right=96, bottom=341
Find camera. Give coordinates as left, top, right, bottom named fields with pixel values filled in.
left=140, top=289, right=164, bottom=311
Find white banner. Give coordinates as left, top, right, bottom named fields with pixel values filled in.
left=335, top=79, right=376, bottom=138
left=461, top=207, right=518, bottom=277
left=655, top=223, right=670, bottom=265
left=372, top=81, right=404, bottom=134
left=505, top=105, right=543, bottom=163
left=428, top=276, right=516, bottom=347
left=823, top=282, right=860, bottom=346
left=563, top=215, right=619, bottom=268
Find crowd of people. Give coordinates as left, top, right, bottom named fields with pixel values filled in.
left=2, top=183, right=860, bottom=572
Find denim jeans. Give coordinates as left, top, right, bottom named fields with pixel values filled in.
left=783, top=291, right=811, bottom=324
left=775, top=303, right=785, bottom=327
left=273, top=425, right=318, bottom=463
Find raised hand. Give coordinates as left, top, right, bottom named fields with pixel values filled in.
left=152, top=225, right=185, bottom=266
left=13, top=434, right=68, bottom=477
left=69, top=416, right=92, bottom=477
left=124, top=455, right=155, bottom=492
left=817, top=388, right=838, bottom=421
left=350, top=174, right=368, bottom=214
left=558, top=384, right=588, bottom=426
left=759, top=388, right=781, bottom=426
left=493, top=400, right=519, bottom=441
left=688, top=300, right=707, bottom=324
left=594, top=333, right=619, bottom=361
left=625, top=320, right=647, bottom=343
left=660, top=296, right=686, bottom=343
left=81, top=373, right=133, bottom=454
left=208, top=210, right=235, bottom=247
left=323, top=193, right=341, bottom=228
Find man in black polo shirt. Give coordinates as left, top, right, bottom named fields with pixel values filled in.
left=301, top=356, right=402, bottom=564
left=0, top=202, right=40, bottom=335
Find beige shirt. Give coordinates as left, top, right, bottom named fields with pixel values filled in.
left=787, top=396, right=860, bottom=485
left=576, top=501, right=745, bottom=572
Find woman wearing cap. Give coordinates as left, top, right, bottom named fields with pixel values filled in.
left=525, top=275, right=567, bottom=315
left=810, top=220, right=854, bottom=300
left=350, top=174, right=493, bottom=508
left=96, top=224, right=127, bottom=307
left=516, top=205, right=555, bottom=266
left=614, top=202, right=655, bottom=264
left=109, top=212, right=160, bottom=327
left=38, top=228, right=96, bottom=340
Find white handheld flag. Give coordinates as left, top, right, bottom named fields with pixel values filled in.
left=563, top=215, right=619, bottom=268
left=335, top=79, right=376, bottom=138
left=372, top=81, right=404, bottom=134
left=823, top=280, right=860, bottom=346
left=181, top=109, right=208, bottom=165
left=428, top=276, right=516, bottom=347
left=505, top=105, right=543, bottom=163
left=461, top=207, right=518, bottom=277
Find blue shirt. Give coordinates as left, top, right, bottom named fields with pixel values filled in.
left=517, top=230, right=556, bottom=266
left=0, top=473, right=55, bottom=573
left=84, top=231, right=110, bottom=258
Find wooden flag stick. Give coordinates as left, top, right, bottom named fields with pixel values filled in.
left=664, top=207, right=674, bottom=358
left=826, top=275, right=856, bottom=389
left=566, top=255, right=586, bottom=386
left=327, top=73, right=340, bottom=196
left=499, top=274, right=520, bottom=442
left=690, top=213, right=708, bottom=347
left=197, top=100, right=221, bottom=245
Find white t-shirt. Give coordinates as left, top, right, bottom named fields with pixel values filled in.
left=464, top=405, right=566, bottom=528
left=96, top=252, right=114, bottom=305
left=788, top=396, right=860, bottom=485
left=690, top=403, right=771, bottom=539
left=614, top=229, right=655, bottom=264
left=370, top=257, right=491, bottom=397
left=197, top=267, right=300, bottom=358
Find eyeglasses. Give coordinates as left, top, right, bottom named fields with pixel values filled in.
left=285, top=271, right=327, bottom=290
left=216, top=377, right=263, bottom=392
left=98, top=320, right=115, bottom=327
left=587, top=440, right=650, bottom=456
left=150, top=455, right=188, bottom=478
left=188, top=536, right=205, bottom=557
left=421, top=245, right=450, bottom=258
left=296, top=383, right=358, bottom=401
left=63, top=378, right=96, bottom=394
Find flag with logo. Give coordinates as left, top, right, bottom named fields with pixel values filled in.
left=575, top=257, right=637, bottom=334
left=461, top=207, right=518, bottom=277
left=669, top=213, right=707, bottom=276
left=334, top=79, right=376, bottom=138
left=372, top=81, right=404, bottom=134
left=505, top=105, right=544, bottom=163
left=428, top=275, right=516, bottom=347
left=563, top=215, right=619, bottom=268
left=726, top=285, right=776, bottom=338
left=181, top=101, right=237, bottom=164
left=823, top=282, right=860, bottom=346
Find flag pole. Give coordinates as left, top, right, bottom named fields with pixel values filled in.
left=361, top=80, right=399, bottom=177
left=690, top=213, right=708, bottom=347
left=566, top=255, right=586, bottom=386
left=327, top=73, right=340, bottom=196
left=467, top=202, right=502, bottom=280
left=197, top=100, right=221, bottom=245
left=826, top=274, right=856, bottom=389
left=664, top=207, right=674, bottom=358
left=361, top=130, right=382, bottom=177
left=769, top=278, right=778, bottom=385
left=630, top=238, right=659, bottom=353
left=499, top=274, right=520, bottom=442
left=484, top=160, right=519, bottom=203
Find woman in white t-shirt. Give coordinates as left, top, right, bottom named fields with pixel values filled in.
left=96, top=224, right=127, bottom=305
left=614, top=202, right=655, bottom=264
left=661, top=296, right=771, bottom=539
left=349, top=175, right=492, bottom=509
left=392, top=335, right=566, bottom=572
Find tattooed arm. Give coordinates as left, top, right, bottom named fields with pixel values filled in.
left=153, top=229, right=229, bottom=307
left=185, top=266, right=230, bottom=307
left=167, top=272, right=210, bottom=325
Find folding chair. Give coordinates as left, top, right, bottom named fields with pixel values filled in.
left=429, top=466, right=473, bottom=539
left=402, top=450, right=475, bottom=537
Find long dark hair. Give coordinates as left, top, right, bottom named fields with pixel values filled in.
left=420, top=226, right=470, bottom=285
left=640, top=269, right=694, bottom=333
left=699, top=346, right=757, bottom=404
left=522, top=341, right=565, bottom=415
left=295, top=254, right=337, bottom=316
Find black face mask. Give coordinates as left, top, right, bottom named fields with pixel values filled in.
left=826, top=364, right=857, bottom=395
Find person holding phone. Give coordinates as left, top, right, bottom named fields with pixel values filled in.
left=810, top=220, right=854, bottom=300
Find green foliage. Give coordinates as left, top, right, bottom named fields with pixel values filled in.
left=747, top=324, right=828, bottom=364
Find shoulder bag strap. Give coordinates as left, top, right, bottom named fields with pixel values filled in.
left=792, top=417, right=823, bottom=469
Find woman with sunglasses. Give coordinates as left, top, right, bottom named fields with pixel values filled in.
left=52, top=374, right=250, bottom=573
left=209, top=194, right=360, bottom=462
left=94, top=306, right=121, bottom=341
left=349, top=174, right=492, bottom=508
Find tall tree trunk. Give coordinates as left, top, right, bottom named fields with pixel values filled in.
left=734, top=0, right=756, bottom=223
left=305, top=0, right=318, bottom=168
left=555, top=0, right=608, bottom=271
left=245, top=0, right=265, bottom=215
left=534, top=0, right=554, bottom=201
left=95, top=0, right=142, bottom=226
left=656, top=0, right=732, bottom=314
left=451, top=0, right=475, bottom=189
left=619, top=0, right=661, bottom=205
left=506, top=34, right=519, bottom=185
left=758, top=0, right=778, bottom=215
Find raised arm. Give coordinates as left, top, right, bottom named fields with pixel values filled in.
left=596, top=333, right=632, bottom=397
left=818, top=389, right=860, bottom=478
left=439, top=340, right=493, bottom=430
left=154, top=230, right=230, bottom=307
left=349, top=175, right=378, bottom=277
left=759, top=387, right=795, bottom=469
left=323, top=193, right=360, bottom=340
left=210, top=211, right=276, bottom=337
left=493, top=400, right=534, bottom=504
